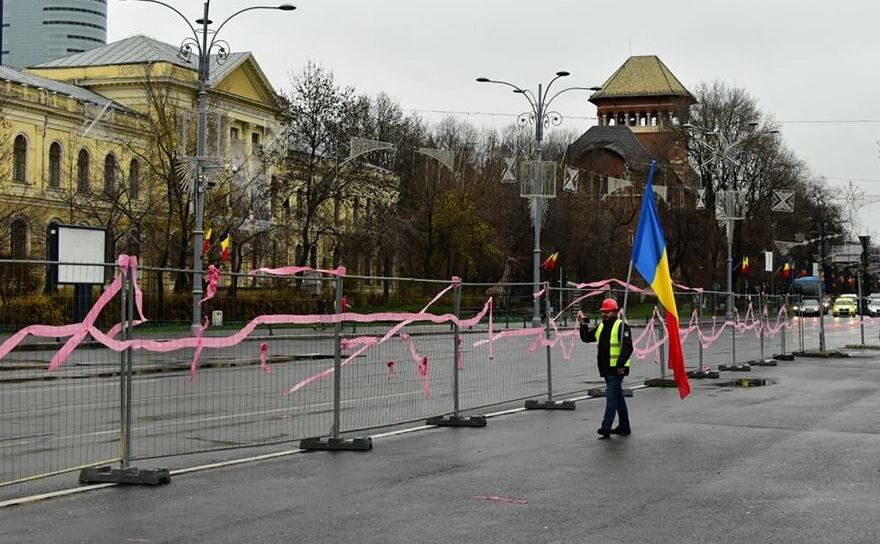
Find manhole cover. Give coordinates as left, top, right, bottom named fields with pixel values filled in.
left=713, top=378, right=774, bottom=388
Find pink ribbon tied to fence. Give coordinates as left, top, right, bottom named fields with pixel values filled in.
left=200, top=265, right=221, bottom=305
left=189, top=317, right=209, bottom=382
left=416, top=356, right=431, bottom=397
left=259, top=342, right=272, bottom=374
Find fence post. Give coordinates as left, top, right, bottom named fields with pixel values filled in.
left=698, top=293, right=704, bottom=372
left=525, top=282, right=575, bottom=410
left=79, top=262, right=171, bottom=486
left=759, top=299, right=765, bottom=362
left=300, top=275, right=372, bottom=450
left=731, top=298, right=737, bottom=365
left=428, top=279, right=486, bottom=426
left=119, top=266, right=130, bottom=468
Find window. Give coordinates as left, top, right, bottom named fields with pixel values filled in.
left=10, top=218, right=27, bottom=259
left=103, top=154, right=117, bottom=196
left=49, top=142, right=62, bottom=188
left=77, top=149, right=90, bottom=194
left=296, top=189, right=304, bottom=218
left=230, top=127, right=239, bottom=140
left=129, top=159, right=140, bottom=200
left=13, top=135, right=27, bottom=184
left=251, top=132, right=263, bottom=156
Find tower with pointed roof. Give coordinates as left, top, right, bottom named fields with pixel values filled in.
left=566, top=55, right=696, bottom=194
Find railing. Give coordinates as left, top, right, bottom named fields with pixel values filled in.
left=0, top=258, right=876, bottom=496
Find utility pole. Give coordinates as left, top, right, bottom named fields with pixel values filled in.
left=818, top=221, right=826, bottom=351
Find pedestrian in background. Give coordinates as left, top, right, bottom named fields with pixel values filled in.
left=579, top=298, right=633, bottom=438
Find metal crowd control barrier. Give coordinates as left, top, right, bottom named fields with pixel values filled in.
left=526, top=283, right=575, bottom=410
left=5, top=259, right=865, bottom=496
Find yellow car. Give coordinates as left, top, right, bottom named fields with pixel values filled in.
left=832, top=297, right=857, bottom=317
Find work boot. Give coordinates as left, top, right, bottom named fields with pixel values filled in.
left=610, top=426, right=631, bottom=436
left=597, top=426, right=612, bottom=438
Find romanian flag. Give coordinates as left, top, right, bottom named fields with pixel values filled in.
left=542, top=251, right=559, bottom=272
left=741, top=256, right=750, bottom=276
left=782, top=259, right=791, bottom=280
left=219, top=231, right=231, bottom=263
left=202, top=227, right=212, bottom=255
left=631, top=162, right=690, bottom=399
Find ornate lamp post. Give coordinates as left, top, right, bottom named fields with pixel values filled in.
left=121, top=0, right=295, bottom=332
left=477, top=72, right=600, bottom=325
left=684, top=121, right=779, bottom=361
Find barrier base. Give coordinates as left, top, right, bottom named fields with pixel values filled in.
left=300, top=436, right=372, bottom=451
left=524, top=399, right=576, bottom=410
left=426, top=414, right=487, bottom=427
left=644, top=378, right=677, bottom=388
left=718, top=364, right=751, bottom=372
left=773, top=353, right=795, bottom=361
left=687, top=369, right=720, bottom=379
left=587, top=387, right=634, bottom=397
left=750, top=359, right=778, bottom=367
left=792, top=350, right=850, bottom=359
left=844, top=344, right=880, bottom=350
left=79, top=466, right=170, bottom=486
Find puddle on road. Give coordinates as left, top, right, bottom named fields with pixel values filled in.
left=712, top=378, right=776, bottom=388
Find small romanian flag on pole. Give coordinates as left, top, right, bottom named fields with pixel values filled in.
left=542, top=251, right=559, bottom=272
left=631, top=161, right=690, bottom=399
left=202, top=227, right=212, bottom=255
left=219, top=231, right=231, bottom=263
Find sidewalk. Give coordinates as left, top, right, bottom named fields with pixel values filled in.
left=2, top=354, right=879, bottom=543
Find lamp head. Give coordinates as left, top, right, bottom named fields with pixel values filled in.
left=476, top=77, right=490, bottom=83
left=589, top=86, right=602, bottom=91
left=278, top=4, right=296, bottom=10
left=555, top=71, right=570, bottom=77
left=747, top=120, right=760, bottom=128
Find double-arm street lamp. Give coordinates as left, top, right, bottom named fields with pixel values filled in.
left=684, top=121, right=779, bottom=360
left=477, top=72, right=600, bottom=325
left=121, top=0, right=295, bottom=332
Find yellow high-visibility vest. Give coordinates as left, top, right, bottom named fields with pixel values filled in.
left=595, top=318, right=631, bottom=367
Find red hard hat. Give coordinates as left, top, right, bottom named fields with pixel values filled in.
left=600, top=298, right=619, bottom=312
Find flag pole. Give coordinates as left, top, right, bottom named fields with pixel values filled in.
left=621, top=259, right=634, bottom=323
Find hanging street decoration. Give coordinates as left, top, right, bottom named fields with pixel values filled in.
left=696, top=188, right=706, bottom=210
left=502, top=157, right=517, bottom=184
left=562, top=166, right=579, bottom=193
left=771, top=190, right=795, bottom=213
left=542, top=251, right=559, bottom=272
left=603, top=176, right=632, bottom=200
left=653, top=185, right=668, bottom=204
left=349, top=137, right=394, bottom=161
left=417, top=147, right=456, bottom=173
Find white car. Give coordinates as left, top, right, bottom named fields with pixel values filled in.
left=868, top=296, right=880, bottom=317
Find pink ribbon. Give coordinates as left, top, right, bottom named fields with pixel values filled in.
left=259, top=342, right=272, bottom=374
left=200, top=265, right=221, bottom=305
left=249, top=265, right=347, bottom=277
left=189, top=317, right=209, bottom=382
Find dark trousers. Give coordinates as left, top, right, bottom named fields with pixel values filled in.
left=602, top=374, right=630, bottom=431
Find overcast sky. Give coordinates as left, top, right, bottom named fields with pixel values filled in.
left=110, top=0, right=880, bottom=237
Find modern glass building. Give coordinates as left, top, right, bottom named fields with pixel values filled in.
left=1, top=0, right=107, bottom=68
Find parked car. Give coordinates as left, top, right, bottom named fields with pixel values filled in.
left=795, top=298, right=822, bottom=316
left=832, top=297, right=857, bottom=317
left=867, top=295, right=880, bottom=316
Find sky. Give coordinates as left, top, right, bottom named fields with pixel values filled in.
left=110, top=0, right=880, bottom=237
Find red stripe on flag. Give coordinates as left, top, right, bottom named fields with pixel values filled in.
left=664, top=311, right=691, bottom=399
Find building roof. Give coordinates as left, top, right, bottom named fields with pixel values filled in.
left=31, top=34, right=251, bottom=86
left=0, top=64, right=131, bottom=112
left=566, top=125, right=652, bottom=166
left=589, top=55, right=695, bottom=103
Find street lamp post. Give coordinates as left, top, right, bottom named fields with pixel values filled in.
left=121, top=0, right=295, bottom=333
left=477, top=72, right=600, bottom=325
left=684, top=122, right=779, bottom=359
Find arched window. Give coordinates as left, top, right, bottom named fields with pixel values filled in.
left=104, top=154, right=117, bottom=196
left=77, top=149, right=90, bottom=194
left=129, top=159, right=140, bottom=200
left=49, top=142, right=62, bottom=188
left=13, top=135, right=27, bottom=184
left=10, top=217, right=28, bottom=259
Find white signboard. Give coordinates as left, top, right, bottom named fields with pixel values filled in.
left=764, top=251, right=773, bottom=272
left=57, top=225, right=106, bottom=284
left=812, top=263, right=820, bottom=277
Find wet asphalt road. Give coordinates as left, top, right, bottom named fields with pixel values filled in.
left=1, top=343, right=880, bottom=543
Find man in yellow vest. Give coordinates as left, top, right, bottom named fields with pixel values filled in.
left=579, top=298, right=633, bottom=438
